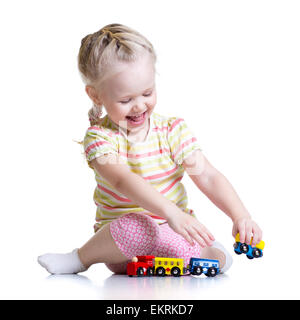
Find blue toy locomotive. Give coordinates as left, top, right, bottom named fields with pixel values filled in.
left=233, top=233, right=265, bottom=259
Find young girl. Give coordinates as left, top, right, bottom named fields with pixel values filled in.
left=38, top=23, right=262, bottom=275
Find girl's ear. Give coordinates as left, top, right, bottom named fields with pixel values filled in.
left=85, top=85, right=103, bottom=106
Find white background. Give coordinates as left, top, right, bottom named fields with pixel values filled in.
left=0, top=0, right=299, bottom=299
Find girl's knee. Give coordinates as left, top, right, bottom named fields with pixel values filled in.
left=109, top=213, right=160, bottom=258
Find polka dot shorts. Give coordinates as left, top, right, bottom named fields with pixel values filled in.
left=106, top=212, right=203, bottom=274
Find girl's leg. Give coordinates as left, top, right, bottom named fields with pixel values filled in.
left=37, top=223, right=128, bottom=275
left=77, top=223, right=129, bottom=268
left=38, top=213, right=160, bottom=275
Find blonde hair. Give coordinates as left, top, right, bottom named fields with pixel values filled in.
left=78, top=23, right=156, bottom=126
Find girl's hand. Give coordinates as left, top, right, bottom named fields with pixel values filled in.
left=232, top=217, right=263, bottom=246
left=167, top=210, right=215, bottom=248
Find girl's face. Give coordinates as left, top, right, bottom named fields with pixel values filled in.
left=98, top=54, right=156, bottom=135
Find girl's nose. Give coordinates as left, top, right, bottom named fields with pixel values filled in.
left=131, top=101, right=146, bottom=113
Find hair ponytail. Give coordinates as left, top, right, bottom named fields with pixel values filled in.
left=88, top=104, right=103, bottom=126
left=73, top=104, right=103, bottom=148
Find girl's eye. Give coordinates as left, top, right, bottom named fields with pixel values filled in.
left=119, top=99, right=131, bottom=104
left=119, top=91, right=152, bottom=103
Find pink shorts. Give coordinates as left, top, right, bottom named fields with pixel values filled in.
left=105, top=212, right=203, bottom=274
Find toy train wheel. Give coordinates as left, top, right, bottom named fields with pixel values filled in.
left=192, top=266, right=203, bottom=276
left=171, top=267, right=181, bottom=277
left=206, top=267, right=217, bottom=277
left=146, top=267, right=154, bottom=276
left=156, top=267, right=166, bottom=277
left=136, top=267, right=144, bottom=276
left=252, top=248, right=261, bottom=258
left=240, top=243, right=249, bottom=254
left=234, top=249, right=242, bottom=255
left=246, top=255, right=254, bottom=259
left=233, top=243, right=242, bottom=254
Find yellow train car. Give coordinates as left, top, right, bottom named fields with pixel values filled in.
left=154, top=257, right=185, bottom=277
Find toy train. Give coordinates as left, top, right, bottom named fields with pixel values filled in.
left=233, top=233, right=265, bottom=259
left=127, top=234, right=265, bottom=277
left=127, top=255, right=220, bottom=277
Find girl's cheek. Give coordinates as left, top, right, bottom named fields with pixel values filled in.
left=147, top=97, right=156, bottom=110
left=151, top=95, right=157, bottom=107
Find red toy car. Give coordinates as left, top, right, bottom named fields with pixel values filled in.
left=127, top=255, right=155, bottom=276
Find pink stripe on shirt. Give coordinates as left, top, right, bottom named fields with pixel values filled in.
left=160, top=176, right=183, bottom=194
left=144, top=166, right=178, bottom=180
left=85, top=140, right=110, bottom=155
left=119, top=147, right=170, bottom=159
left=98, top=184, right=132, bottom=203
left=173, top=137, right=197, bottom=159
left=169, top=118, right=184, bottom=132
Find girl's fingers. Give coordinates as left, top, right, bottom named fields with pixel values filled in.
left=192, top=233, right=206, bottom=248
left=173, top=216, right=215, bottom=248
left=234, top=219, right=263, bottom=246
left=185, top=227, right=205, bottom=247
left=189, top=226, right=213, bottom=247
left=181, top=229, right=195, bottom=246
left=197, top=229, right=214, bottom=246
left=195, top=223, right=215, bottom=245
left=205, top=229, right=215, bottom=242
left=252, top=232, right=259, bottom=246
left=239, top=226, right=246, bottom=244
left=245, top=223, right=253, bottom=245
left=232, top=224, right=238, bottom=238
left=252, top=226, right=262, bottom=246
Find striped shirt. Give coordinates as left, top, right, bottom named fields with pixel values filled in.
left=83, top=112, right=201, bottom=232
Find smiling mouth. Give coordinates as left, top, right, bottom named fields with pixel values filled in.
left=126, top=111, right=147, bottom=122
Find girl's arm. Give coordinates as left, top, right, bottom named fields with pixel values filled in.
left=182, top=150, right=262, bottom=246
left=90, top=154, right=215, bottom=247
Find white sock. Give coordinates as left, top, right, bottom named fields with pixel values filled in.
left=37, top=249, right=87, bottom=275
left=211, top=241, right=233, bottom=273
